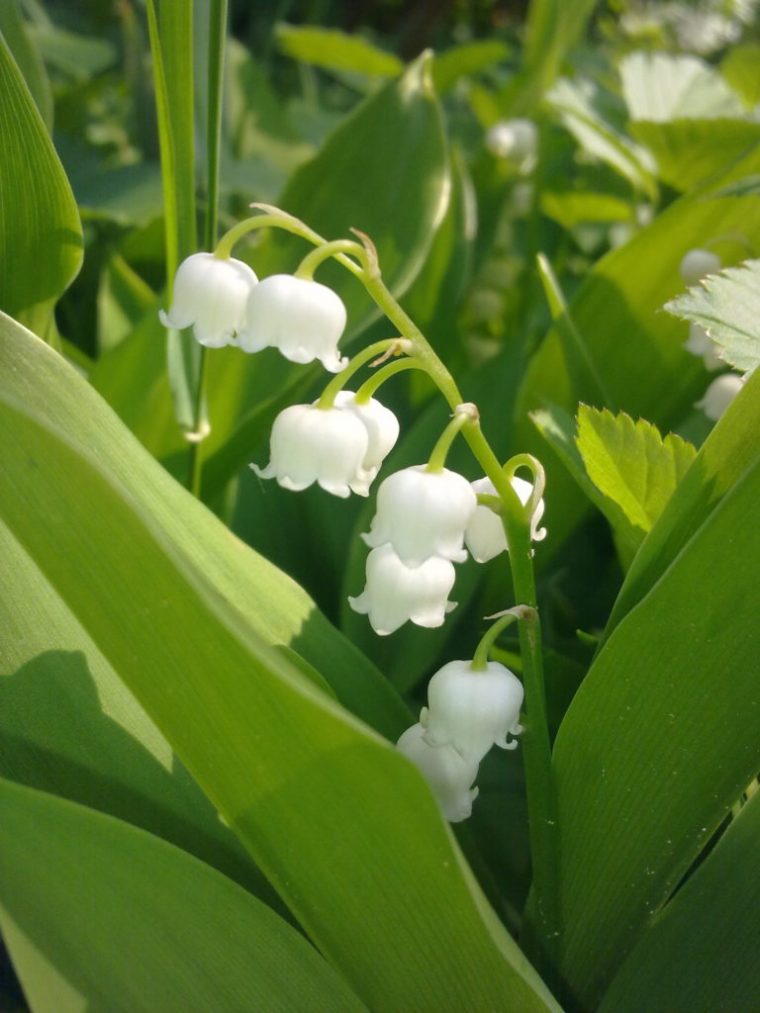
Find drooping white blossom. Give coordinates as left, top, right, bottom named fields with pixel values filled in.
left=485, top=119, right=538, bottom=172
left=696, top=373, right=746, bottom=420
left=464, top=475, right=547, bottom=564
left=348, top=545, right=457, bottom=635
left=679, top=248, right=721, bottom=286
left=333, top=391, right=399, bottom=484
left=239, top=274, right=348, bottom=372
left=251, top=402, right=371, bottom=497
left=421, top=660, right=524, bottom=763
left=159, top=253, right=258, bottom=348
left=395, top=723, right=479, bottom=823
left=684, top=322, right=722, bottom=372
left=362, top=465, right=477, bottom=566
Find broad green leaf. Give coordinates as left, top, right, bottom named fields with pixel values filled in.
left=599, top=790, right=760, bottom=1013
left=620, top=52, right=745, bottom=122
left=432, top=39, right=510, bottom=94
left=606, top=367, right=760, bottom=635
left=146, top=0, right=200, bottom=435
left=721, top=43, right=760, bottom=108
left=630, top=119, right=760, bottom=191
left=97, top=253, right=157, bottom=354
left=73, top=162, right=165, bottom=227
left=276, top=23, right=402, bottom=79
left=0, top=0, right=52, bottom=127
left=540, top=190, right=632, bottom=229
left=0, top=519, right=281, bottom=910
left=513, top=143, right=760, bottom=556
left=576, top=405, right=696, bottom=538
left=0, top=779, right=365, bottom=1012
left=0, top=31, right=82, bottom=332
left=27, top=20, right=116, bottom=80
left=0, top=315, right=557, bottom=1013
left=665, top=257, right=760, bottom=373
left=552, top=455, right=760, bottom=1006
left=547, top=77, right=657, bottom=199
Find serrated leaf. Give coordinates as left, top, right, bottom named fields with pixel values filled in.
left=576, top=406, right=697, bottom=537
left=621, top=52, right=745, bottom=122
left=665, top=258, right=760, bottom=374
left=630, top=119, right=760, bottom=191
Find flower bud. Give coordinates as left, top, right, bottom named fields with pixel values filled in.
left=695, top=373, right=746, bottom=421
left=362, top=465, right=477, bottom=565
left=239, top=274, right=348, bottom=372
left=252, top=402, right=371, bottom=497
left=485, top=119, right=538, bottom=171
left=396, top=723, right=479, bottom=823
left=465, top=475, right=546, bottom=564
left=159, top=253, right=258, bottom=348
left=333, top=391, right=399, bottom=483
left=679, top=248, right=721, bottom=286
left=421, top=660, right=524, bottom=763
left=684, top=323, right=722, bottom=372
left=348, top=545, right=457, bottom=635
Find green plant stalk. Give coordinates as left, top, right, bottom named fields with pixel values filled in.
left=317, top=339, right=411, bottom=408
left=471, top=611, right=521, bottom=671
left=355, top=359, right=424, bottom=402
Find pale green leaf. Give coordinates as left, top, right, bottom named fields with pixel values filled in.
left=621, top=52, right=745, bottom=122
left=665, top=257, right=760, bottom=374
left=721, top=43, right=760, bottom=108
left=630, top=119, right=760, bottom=191
left=276, top=24, right=402, bottom=79
left=432, top=39, right=510, bottom=93
left=576, top=406, right=697, bottom=534
left=0, top=779, right=365, bottom=1012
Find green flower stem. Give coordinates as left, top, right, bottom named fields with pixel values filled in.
left=355, top=358, right=424, bottom=403
left=296, top=239, right=368, bottom=280
left=317, top=339, right=411, bottom=409
left=471, top=611, right=523, bottom=671
left=425, top=407, right=474, bottom=473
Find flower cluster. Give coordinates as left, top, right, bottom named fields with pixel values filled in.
left=396, top=657, right=524, bottom=822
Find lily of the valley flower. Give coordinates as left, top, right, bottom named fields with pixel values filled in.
left=684, top=322, right=722, bottom=371
left=465, top=475, right=546, bottom=564
left=239, top=274, right=348, bottom=372
left=159, top=253, right=258, bottom=348
left=333, top=391, right=399, bottom=484
left=395, top=723, right=479, bottom=823
left=421, top=660, right=524, bottom=763
left=362, top=465, right=477, bottom=565
left=696, top=373, right=746, bottom=420
left=679, top=248, right=721, bottom=286
left=252, top=402, right=372, bottom=497
left=348, top=545, right=457, bottom=635
left=485, top=119, right=538, bottom=172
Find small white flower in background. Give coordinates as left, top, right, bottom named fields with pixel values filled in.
left=159, top=253, right=258, bottom=348
left=465, top=475, right=547, bottom=564
left=696, top=373, right=746, bottom=420
left=684, top=322, right=723, bottom=372
left=362, top=465, right=477, bottom=565
left=679, top=248, right=721, bottom=286
left=421, top=660, right=524, bottom=763
left=239, top=274, right=348, bottom=372
left=348, top=545, right=457, bottom=635
left=333, top=391, right=399, bottom=484
left=395, top=723, right=479, bottom=823
left=251, top=402, right=371, bottom=497
left=485, top=118, right=538, bottom=172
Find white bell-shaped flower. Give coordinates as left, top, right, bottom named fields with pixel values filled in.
left=396, top=723, right=479, bottom=823
left=465, top=475, right=547, bottom=564
left=348, top=545, right=457, bottom=635
left=159, top=252, right=258, bottom=348
left=362, top=465, right=477, bottom=566
left=679, top=248, right=721, bottom=286
left=421, top=660, right=524, bottom=764
left=333, top=391, right=399, bottom=483
left=239, top=274, right=348, bottom=372
left=684, top=323, right=722, bottom=372
left=696, top=373, right=746, bottom=421
left=251, top=402, right=371, bottom=497
left=485, top=119, right=538, bottom=172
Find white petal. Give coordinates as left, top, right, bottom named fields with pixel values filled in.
left=239, top=275, right=347, bottom=370
left=696, top=373, right=746, bottom=420
left=423, top=660, right=524, bottom=763
left=348, top=546, right=457, bottom=635
left=465, top=474, right=546, bottom=562
left=363, top=466, right=477, bottom=565
left=159, top=253, right=258, bottom=348
left=396, top=723, right=479, bottom=823
left=334, top=391, right=400, bottom=476
left=679, top=248, right=721, bottom=286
